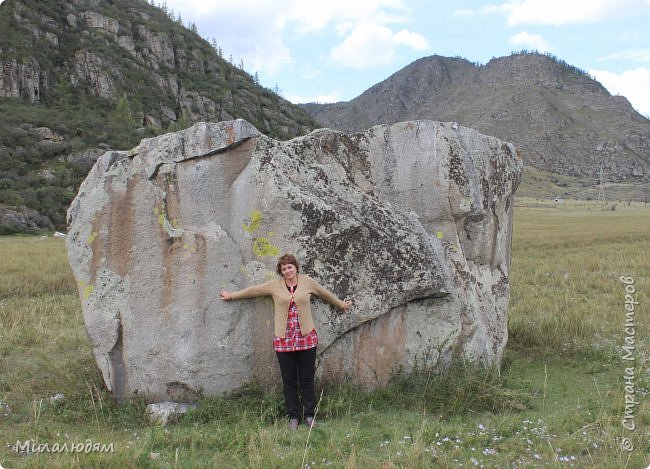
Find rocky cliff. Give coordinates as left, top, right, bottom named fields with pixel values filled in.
left=303, top=53, right=650, bottom=187
left=1, top=0, right=315, bottom=136
left=66, top=119, right=522, bottom=400
left=0, top=0, right=318, bottom=232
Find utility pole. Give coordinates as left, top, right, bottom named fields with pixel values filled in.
left=597, top=162, right=606, bottom=205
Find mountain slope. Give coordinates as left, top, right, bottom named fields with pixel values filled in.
left=302, top=53, right=650, bottom=193
left=0, top=0, right=318, bottom=232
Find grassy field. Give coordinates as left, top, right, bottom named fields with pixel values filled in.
left=0, top=202, right=648, bottom=468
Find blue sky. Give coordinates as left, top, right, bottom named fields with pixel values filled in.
left=166, top=0, right=649, bottom=115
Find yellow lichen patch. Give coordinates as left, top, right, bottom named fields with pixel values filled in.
left=153, top=205, right=166, bottom=226
left=83, top=284, right=94, bottom=300
left=78, top=280, right=94, bottom=300
left=86, top=231, right=99, bottom=244
left=253, top=237, right=280, bottom=257
left=242, top=209, right=263, bottom=233
left=182, top=241, right=197, bottom=259
left=436, top=231, right=444, bottom=239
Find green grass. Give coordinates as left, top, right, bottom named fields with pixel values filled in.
left=508, top=203, right=649, bottom=357
left=1, top=204, right=649, bottom=467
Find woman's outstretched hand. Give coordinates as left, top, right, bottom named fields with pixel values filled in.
left=342, top=298, right=352, bottom=312
left=220, top=290, right=232, bottom=301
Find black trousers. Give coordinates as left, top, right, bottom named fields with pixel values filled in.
left=275, top=347, right=317, bottom=419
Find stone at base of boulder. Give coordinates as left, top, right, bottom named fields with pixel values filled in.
left=146, top=402, right=197, bottom=426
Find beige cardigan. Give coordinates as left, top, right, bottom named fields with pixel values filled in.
left=230, top=274, right=346, bottom=338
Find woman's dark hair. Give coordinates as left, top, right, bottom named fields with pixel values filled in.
left=276, top=254, right=300, bottom=275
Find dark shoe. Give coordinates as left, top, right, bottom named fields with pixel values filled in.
left=288, top=418, right=299, bottom=430
left=304, top=416, right=316, bottom=428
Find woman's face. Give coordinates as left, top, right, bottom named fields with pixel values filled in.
left=280, top=263, right=297, bottom=280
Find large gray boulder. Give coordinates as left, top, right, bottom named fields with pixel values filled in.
left=66, top=119, right=523, bottom=400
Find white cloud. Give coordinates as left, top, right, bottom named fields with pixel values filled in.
left=454, top=9, right=475, bottom=17
left=453, top=3, right=515, bottom=18
left=284, top=91, right=343, bottom=104
left=329, top=22, right=427, bottom=69
left=166, top=0, right=294, bottom=75
left=165, top=0, right=422, bottom=75
left=299, top=64, right=323, bottom=81
left=166, top=0, right=410, bottom=33
left=508, top=31, right=552, bottom=52
left=590, top=67, right=650, bottom=116
left=505, top=0, right=648, bottom=26
left=394, top=29, right=429, bottom=49
left=597, top=49, right=650, bottom=63
left=458, top=0, right=649, bottom=25
left=286, top=0, right=410, bottom=34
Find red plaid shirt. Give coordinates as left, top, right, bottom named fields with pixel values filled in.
left=273, top=285, right=318, bottom=352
